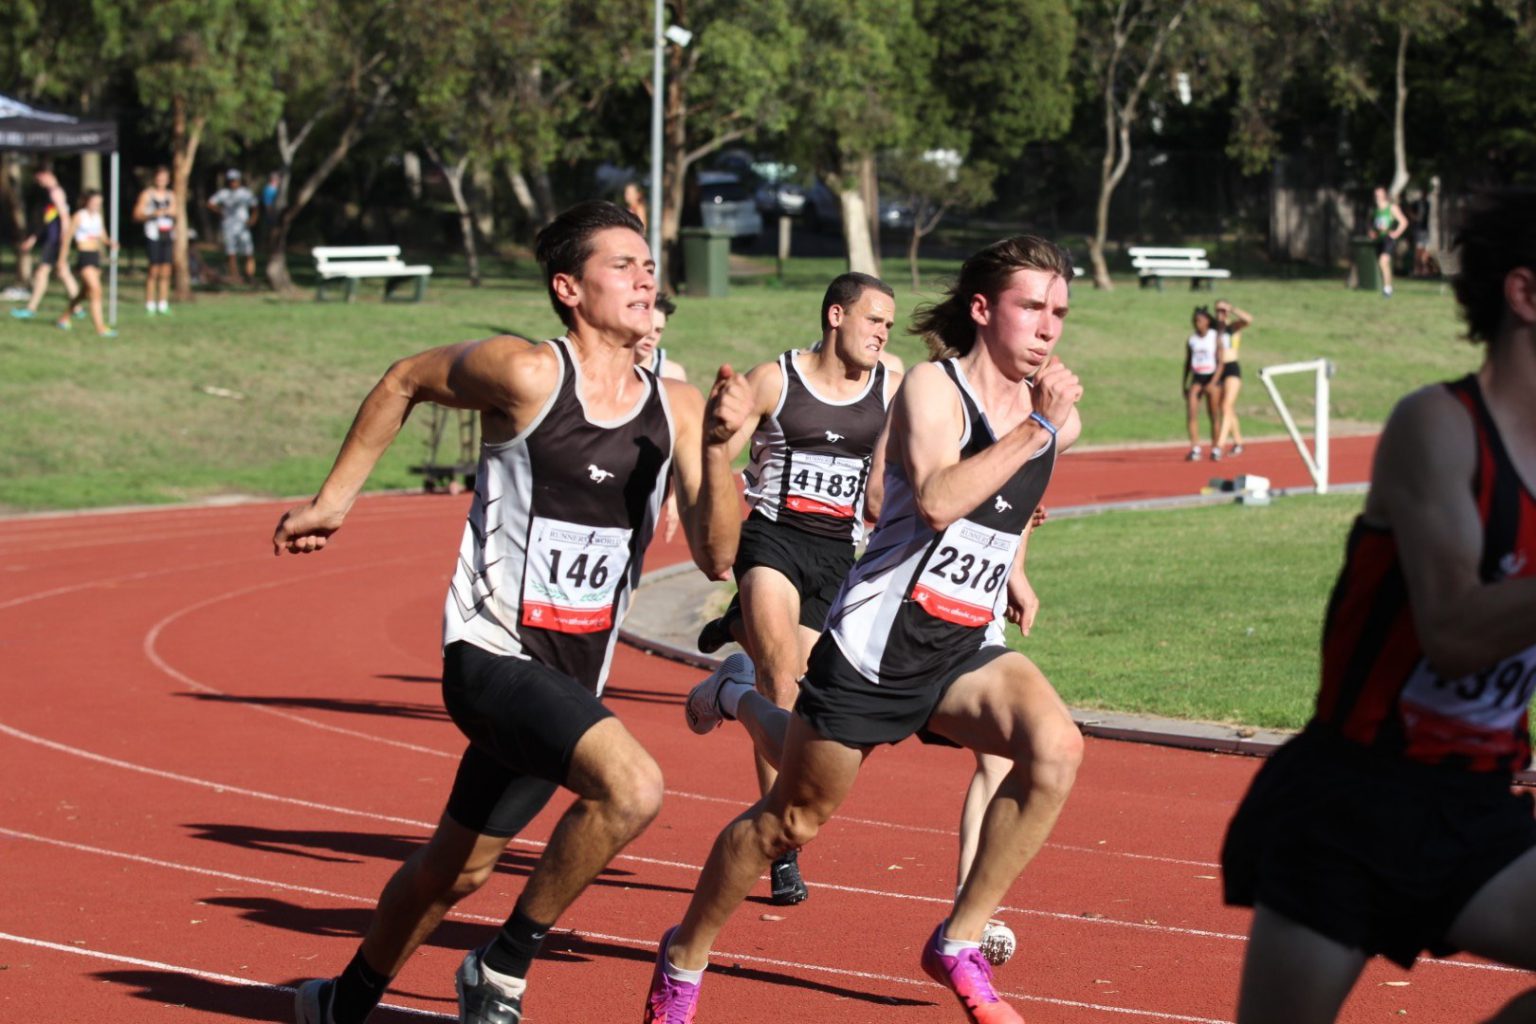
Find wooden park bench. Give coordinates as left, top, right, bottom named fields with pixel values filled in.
left=313, top=245, right=433, bottom=302
left=1128, top=247, right=1231, bottom=290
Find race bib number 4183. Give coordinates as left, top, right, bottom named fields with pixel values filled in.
left=911, top=518, right=1018, bottom=627
left=785, top=451, right=866, bottom=519
left=521, top=516, right=632, bottom=634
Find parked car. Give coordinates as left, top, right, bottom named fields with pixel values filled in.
left=803, top=180, right=913, bottom=234
left=697, top=171, right=763, bottom=243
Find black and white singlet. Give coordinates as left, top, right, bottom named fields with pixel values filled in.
left=825, top=359, right=1055, bottom=688
left=443, top=337, right=674, bottom=695
left=741, top=350, right=890, bottom=543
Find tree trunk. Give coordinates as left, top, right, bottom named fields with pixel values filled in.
left=404, top=151, right=423, bottom=200
left=429, top=148, right=480, bottom=286
left=532, top=168, right=557, bottom=227
left=837, top=176, right=877, bottom=275
left=471, top=164, right=496, bottom=243
left=506, top=166, right=543, bottom=226
left=170, top=96, right=205, bottom=302
left=908, top=224, right=922, bottom=292
left=81, top=152, right=103, bottom=192
left=1388, top=25, right=1410, bottom=201
left=859, top=154, right=881, bottom=276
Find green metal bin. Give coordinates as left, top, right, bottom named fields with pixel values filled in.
left=1350, top=236, right=1381, bottom=292
left=681, top=227, right=731, bottom=298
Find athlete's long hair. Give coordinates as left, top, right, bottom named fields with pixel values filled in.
left=1453, top=189, right=1536, bottom=347
left=910, top=235, right=1074, bottom=359
left=535, top=200, right=646, bottom=327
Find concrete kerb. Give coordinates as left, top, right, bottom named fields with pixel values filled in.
left=617, top=487, right=1366, bottom=762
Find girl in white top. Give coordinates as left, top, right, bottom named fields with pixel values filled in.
left=61, top=191, right=118, bottom=338
left=132, top=165, right=176, bottom=314
left=1183, top=306, right=1221, bottom=460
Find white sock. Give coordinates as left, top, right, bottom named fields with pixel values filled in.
left=939, top=930, right=983, bottom=957
left=146, top=301, right=156, bottom=313
left=158, top=300, right=169, bottom=312
left=477, top=957, right=528, bottom=1000
left=1383, top=286, right=1392, bottom=296
left=662, top=943, right=705, bottom=985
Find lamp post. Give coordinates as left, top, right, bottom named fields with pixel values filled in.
left=649, top=3, right=691, bottom=281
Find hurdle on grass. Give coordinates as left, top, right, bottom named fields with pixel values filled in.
left=1258, top=358, right=1335, bottom=494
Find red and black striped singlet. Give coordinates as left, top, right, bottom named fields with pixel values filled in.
left=1315, top=375, right=1536, bottom=775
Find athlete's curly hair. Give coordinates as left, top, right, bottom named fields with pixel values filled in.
left=1452, top=189, right=1536, bottom=346
left=910, top=235, right=1074, bottom=359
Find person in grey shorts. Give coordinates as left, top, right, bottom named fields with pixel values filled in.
left=208, top=168, right=258, bottom=284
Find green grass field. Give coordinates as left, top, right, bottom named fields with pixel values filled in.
left=1012, top=492, right=1365, bottom=730
left=0, top=253, right=1478, bottom=512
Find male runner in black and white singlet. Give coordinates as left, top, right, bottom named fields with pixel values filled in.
left=1222, top=193, right=1536, bottom=1023
left=683, top=272, right=899, bottom=904
left=646, top=237, right=1084, bottom=1024
left=274, top=201, right=750, bottom=1024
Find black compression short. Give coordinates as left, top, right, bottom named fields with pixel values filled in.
left=439, top=640, right=613, bottom=837
left=729, top=512, right=856, bottom=632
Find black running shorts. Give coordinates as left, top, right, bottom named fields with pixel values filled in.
left=731, top=512, right=856, bottom=632
left=795, top=632, right=1008, bottom=748
left=77, top=251, right=102, bottom=270
left=440, top=640, right=614, bottom=837
left=1221, top=726, right=1536, bottom=968
left=1221, top=361, right=1242, bottom=380
left=1190, top=372, right=1216, bottom=389
left=147, top=237, right=173, bottom=266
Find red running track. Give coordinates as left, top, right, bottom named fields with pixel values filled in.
left=1, top=435, right=1528, bottom=1023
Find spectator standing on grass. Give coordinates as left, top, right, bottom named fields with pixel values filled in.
left=1222, top=189, right=1536, bottom=1024
left=1369, top=186, right=1408, bottom=298
left=623, top=181, right=648, bottom=232
left=208, top=169, right=258, bottom=285
left=261, top=171, right=281, bottom=220
left=134, top=166, right=176, bottom=315
left=1213, top=300, right=1253, bottom=459
left=59, top=190, right=117, bottom=338
left=1183, top=305, right=1222, bottom=461
left=10, top=161, right=80, bottom=321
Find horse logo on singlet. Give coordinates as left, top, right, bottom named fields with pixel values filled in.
left=994, top=496, right=1013, bottom=514
left=825, top=430, right=845, bottom=443
left=587, top=464, right=615, bottom=483
left=1500, top=552, right=1529, bottom=580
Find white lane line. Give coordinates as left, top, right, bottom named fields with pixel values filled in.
left=135, top=571, right=1221, bottom=870
left=0, top=930, right=448, bottom=1020
left=139, top=559, right=452, bottom=757
left=0, top=557, right=250, bottom=611
left=0, top=833, right=1237, bottom=1024
left=2, top=720, right=1525, bottom=980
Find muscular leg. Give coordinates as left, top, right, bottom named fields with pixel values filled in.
left=737, top=567, right=815, bottom=796
left=1447, top=847, right=1536, bottom=1023
left=734, top=689, right=792, bottom=771
left=667, top=714, right=865, bottom=970
left=925, top=652, right=1083, bottom=941
left=357, top=814, right=516, bottom=977
left=957, top=752, right=1011, bottom=890
left=513, top=716, right=664, bottom=924
left=1235, top=905, right=1366, bottom=1024
left=1186, top=386, right=1202, bottom=448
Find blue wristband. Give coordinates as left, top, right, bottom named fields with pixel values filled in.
left=1029, top=411, right=1059, bottom=437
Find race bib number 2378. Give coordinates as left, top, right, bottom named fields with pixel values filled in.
left=521, top=516, right=632, bottom=634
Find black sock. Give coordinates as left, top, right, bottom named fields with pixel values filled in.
left=330, top=949, right=391, bottom=1024
left=481, top=903, right=553, bottom=979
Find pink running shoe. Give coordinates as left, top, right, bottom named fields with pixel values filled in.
left=920, top=922, right=1024, bottom=1024
left=643, top=926, right=701, bottom=1023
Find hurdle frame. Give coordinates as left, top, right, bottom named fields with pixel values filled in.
left=1258, top=358, right=1335, bottom=494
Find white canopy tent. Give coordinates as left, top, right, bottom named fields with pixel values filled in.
left=0, top=95, right=121, bottom=325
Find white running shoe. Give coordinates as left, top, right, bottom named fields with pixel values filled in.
left=685, top=652, right=754, bottom=734
left=293, top=978, right=336, bottom=1024
left=980, top=919, right=1016, bottom=967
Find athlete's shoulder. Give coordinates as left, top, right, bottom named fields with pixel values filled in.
left=744, top=356, right=787, bottom=410
left=470, top=334, right=560, bottom=399
left=878, top=350, right=905, bottom=374
left=1369, top=383, right=1478, bottom=511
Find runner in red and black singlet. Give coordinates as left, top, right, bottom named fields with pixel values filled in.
left=683, top=271, right=899, bottom=905
left=1222, top=190, right=1536, bottom=1024
left=273, top=200, right=750, bottom=1024
left=650, top=236, right=1084, bottom=1024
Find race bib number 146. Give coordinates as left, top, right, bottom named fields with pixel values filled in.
left=521, top=516, right=632, bottom=634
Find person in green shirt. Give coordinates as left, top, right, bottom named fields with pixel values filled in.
left=1369, top=186, right=1408, bottom=298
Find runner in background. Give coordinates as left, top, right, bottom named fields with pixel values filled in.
left=1223, top=189, right=1536, bottom=1024
left=1368, top=186, right=1408, bottom=299
left=1213, top=300, right=1254, bottom=459
left=11, top=161, right=80, bottom=321
left=133, top=166, right=176, bottom=315
left=1183, top=305, right=1221, bottom=461
left=59, top=190, right=118, bottom=338
left=634, top=294, right=688, bottom=381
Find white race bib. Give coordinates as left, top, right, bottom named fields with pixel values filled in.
left=784, top=450, right=865, bottom=519
left=520, top=516, right=632, bottom=634
left=1399, top=647, right=1536, bottom=737
left=911, top=518, right=1018, bottom=627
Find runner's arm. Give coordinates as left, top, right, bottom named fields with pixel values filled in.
left=133, top=190, right=151, bottom=223
left=863, top=370, right=903, bottom=522
left=897, top=359, right=1077, bottom=532
left=273, top=336, right=548, bottom=554
left=668, top=369, right=753, bottom=579
left=1370, top=386, right=1536, bottom=675
left=1228, top=306, right=1253, bottom=332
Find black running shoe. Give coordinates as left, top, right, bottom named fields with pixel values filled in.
left=770, top=850, right=809, bottom=905
left=697, top=615, right=732, bottom=654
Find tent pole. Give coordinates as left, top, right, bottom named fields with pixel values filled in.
left=109, top=151, right=119, bottom=327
